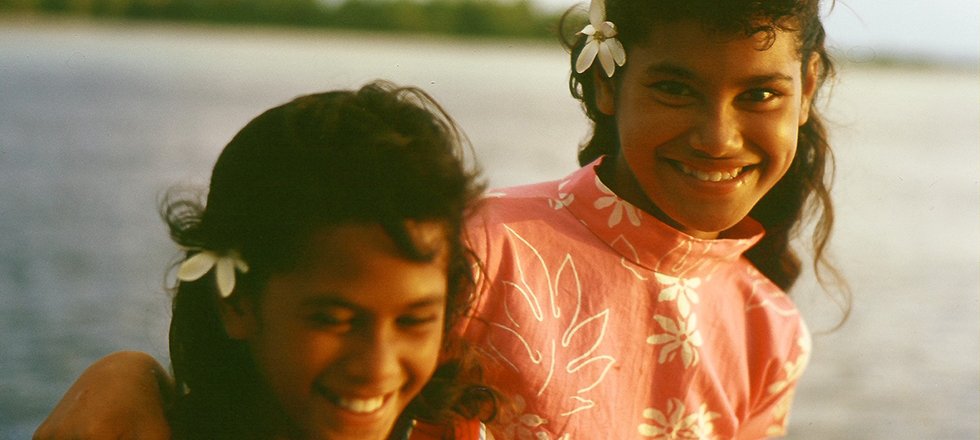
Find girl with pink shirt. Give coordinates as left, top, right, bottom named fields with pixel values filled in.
left=37, top=0, right=846, bottom=438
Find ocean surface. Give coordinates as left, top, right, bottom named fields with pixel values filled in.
left=1, top=20, right=978, bottom=439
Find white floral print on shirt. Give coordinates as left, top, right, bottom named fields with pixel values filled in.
left=638, top=398, right=720, bottom=439
left=646, top=314, right=703, bottom=368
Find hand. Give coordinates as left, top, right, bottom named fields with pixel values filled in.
left=34, top=351, right=175, bottom=440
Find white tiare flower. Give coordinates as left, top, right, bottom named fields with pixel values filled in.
left=575, top=0, right=627, bottom=77
left=177, top=250, right=249, bottom=298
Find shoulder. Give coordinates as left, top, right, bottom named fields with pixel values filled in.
left=464, top=178, right=569, bottom=249
left=475, top=180, right=564, bottom=216
left=408, top=418, right=488, bottom=440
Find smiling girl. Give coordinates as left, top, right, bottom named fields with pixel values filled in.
left=103, top=82, right=495, bottom=439
left=458, top=0, right=843, bottom=437
left=37, top=0, right=846, bottom=438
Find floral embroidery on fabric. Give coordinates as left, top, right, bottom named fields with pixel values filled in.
left=593, top=176, right=640, bottom=227
left=637, top=399, right=721, bottom=439
left=469, top=161, right=808, bottom=438
left=765, top=329, right=812, bottom=435
left=646, top=314, right=703, bottom=368
left=654, top=273, right=702, bottom=317
left=501, top=395, right=553, bottom=440
left=486, top=225, right=617, bottom=421
left=744, top=265, right=798, bottom=316
left=649, top=273, right=704, bottom=368
left=549, top=179, right=576, bottom=210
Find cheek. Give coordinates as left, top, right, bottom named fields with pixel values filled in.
left=406, top=329, right=444, bottom=387
left=254, top=329, right=340, bottom=388
left=614, top=99, right=693, bottom=158
left=749, top=113, right=800, bottom=171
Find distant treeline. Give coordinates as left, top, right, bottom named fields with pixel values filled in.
left=0, top=0, right=568, bottom=38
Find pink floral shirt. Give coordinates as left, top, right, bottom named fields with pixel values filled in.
left=462, top=159, right=810, bottom=439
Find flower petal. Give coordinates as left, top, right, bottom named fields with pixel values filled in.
left=578, top=23, right=596, bottom=36
left=609, top=37, right=626, bottom=66
left=177, top=251, right=217, bottom=282
left=654, top=315, right=679, bottom=334
left=598, top=21, right=617, bottom=38
left=575, top=39, right=600, bottom=73
left=215, top=257, right=237, bottom=298
left=231, top=252, right=250, bottom=273
left=597, top=41, right=616, bottom=77
left=588, top=0, right=605, bottom=27
left=678, top=295, right=690, bottom=317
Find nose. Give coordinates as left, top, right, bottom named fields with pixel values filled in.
left=342, top=324, right=401, bottom=385
left=689, top=104, right=743, bottom=157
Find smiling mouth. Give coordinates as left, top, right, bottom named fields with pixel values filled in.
left=674, top=162, right=746, bottom=182
left=317, top=385, right=389, bottom=414
left=336, top=396, right=385, bottom=414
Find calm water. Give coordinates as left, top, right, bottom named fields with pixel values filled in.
left=1, top=20, right=978, bottom=439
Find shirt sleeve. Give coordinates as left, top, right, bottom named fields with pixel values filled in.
left=738, top=323, right=812, bottom=439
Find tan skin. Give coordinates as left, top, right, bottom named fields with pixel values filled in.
left=35, top=20, right=818, bottom=440
left=596, top=21, right=819, bottom=239
left=33, top=350, right=173, bottom=440
left=224, top=223, right=448, bottom=440
left=35, top=223, right=457, bottom=440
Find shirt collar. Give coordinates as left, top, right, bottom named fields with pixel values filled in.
left=560, top=157, right=765, bottom=276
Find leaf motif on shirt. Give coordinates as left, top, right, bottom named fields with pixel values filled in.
left=488, top=224, right=617, bottom=431
left=763, top=326, right=812, bottom=436
left=743, top=265, right=799, bottom=317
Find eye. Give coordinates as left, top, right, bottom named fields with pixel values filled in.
left=738, top=88, right=782, bottom=103
left=649, top=81, right=697, bottom=106
left=308, top=310, right=354, bottom=331
left=396, top=313, right=441, bottom=329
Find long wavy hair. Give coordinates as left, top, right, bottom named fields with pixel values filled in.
left=560, top=0, right=849, bottom=315
left=163, top=81, right=494, bottom=439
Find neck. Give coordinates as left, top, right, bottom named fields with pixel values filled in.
left=597, top=156, right=720, bottom=240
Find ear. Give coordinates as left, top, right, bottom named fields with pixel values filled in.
left=594, top=68, right=616, bottom=116
left=217, top=296, right=258, bottom=341
left=798, top=53, right=821, bottom=126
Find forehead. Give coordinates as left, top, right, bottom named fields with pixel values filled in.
left=258, top=223, right=449, bottom=309
left=638, top=19, right=801, bottom=61
left=300, top=222, right=448, bottom=276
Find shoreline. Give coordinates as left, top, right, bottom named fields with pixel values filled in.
left=3, top=13, right=977, bottom=71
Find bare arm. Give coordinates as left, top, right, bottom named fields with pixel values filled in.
left=34, top=351, right=174, bottom=440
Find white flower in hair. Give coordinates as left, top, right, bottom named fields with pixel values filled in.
left=177, top=250, right=249, bottom=298
left=575, top=0, right=627, bottom=77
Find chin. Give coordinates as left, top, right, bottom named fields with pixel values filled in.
left=676, top=214, right=747, bottom=239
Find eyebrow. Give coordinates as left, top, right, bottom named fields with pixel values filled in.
left=645, top=62, right=794, bottom=85
left=299, top=294, right=446, bottom=311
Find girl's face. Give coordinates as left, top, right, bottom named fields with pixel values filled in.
left=596, top=20, right=819, bottom=239
left=223, top=223, right=448, bottom=440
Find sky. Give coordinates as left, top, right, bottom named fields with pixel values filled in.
left=534, top=0, right=980, bottom=64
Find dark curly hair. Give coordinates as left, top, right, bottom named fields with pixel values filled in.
left=163, top=81, right=494, bottom=439
left=561, top=0, right=849, bottom=315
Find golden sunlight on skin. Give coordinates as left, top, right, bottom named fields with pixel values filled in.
left=596, top=20, right=819, bottom=239
left=221, top=223, right=449, bottom=440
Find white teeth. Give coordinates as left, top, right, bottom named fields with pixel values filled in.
left=677, top=163, right=743, bottom=182
left=336, top=396, right=385, bottom=413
